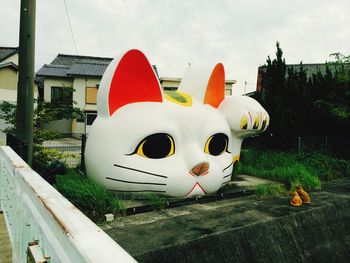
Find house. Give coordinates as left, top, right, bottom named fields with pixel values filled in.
left=37, top=53, right=236, bottom=134
left=0, top=47, right=39, bottom=144
left=36, top=54, right=114, bottom=134
left=160, top=77, right=236, bottom=95
left=256, top=63, right=350, bottom=99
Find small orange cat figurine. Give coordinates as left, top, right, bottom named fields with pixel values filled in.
left=290, top=191, right=303, bottom=207
left=296, top=184, right=311, bottom=204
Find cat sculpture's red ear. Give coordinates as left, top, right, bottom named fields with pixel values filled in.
left=108, top=49, right=162, bottom=116
left=203, top=63, right=225, bottom=108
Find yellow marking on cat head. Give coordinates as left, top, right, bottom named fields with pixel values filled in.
left=253, top=115, right=259, bottom=129
left=240, top=116, right=247, bottom=130
left=164, top=90, right=193, bottom=107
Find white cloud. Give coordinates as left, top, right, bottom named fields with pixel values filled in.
left=1, top=0, right=349, bottom=94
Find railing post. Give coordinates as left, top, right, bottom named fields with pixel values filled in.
left=80, top=134, right=86, bottom=172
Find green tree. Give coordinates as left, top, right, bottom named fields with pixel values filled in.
left=259, top=43, right=350, bottom=149
left=260, top=42, right=301, bottom=148
left=0, top=95, right=84, bottom=178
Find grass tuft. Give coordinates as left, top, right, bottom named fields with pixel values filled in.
left=55, top=169, right=125, bottom=223
left=236, top=149, right=348, bottom=190
left=147, top=193, right=168, bottom=210
left=255, top=184, right=286, bottom=200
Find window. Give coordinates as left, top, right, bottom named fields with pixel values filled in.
left=86, top=113, right=97, bottom=125
left=51, top=87, right=73, bottom=105
left=86, top=87, right=98, bottom=104
left=163, top=87, right=178, bottom=91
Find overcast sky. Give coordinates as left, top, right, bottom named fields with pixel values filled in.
left=1, top=0, right=349, bottom=93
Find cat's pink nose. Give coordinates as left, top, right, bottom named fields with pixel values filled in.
left=191, top=162, right=209, bottom=176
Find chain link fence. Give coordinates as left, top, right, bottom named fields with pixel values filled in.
left=41, top=133, right=83, bottom=168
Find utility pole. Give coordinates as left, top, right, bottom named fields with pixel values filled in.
left=16, top=0, right=36, bottom=166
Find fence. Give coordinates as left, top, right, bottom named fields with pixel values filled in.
left=41, top=133, right=83, bottom=168
left=0, top=146, right=136, bottom=262
left=243, top=134, right=349, bottom=159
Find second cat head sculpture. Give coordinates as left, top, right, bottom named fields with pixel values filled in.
left=85, top=49, right=269, bottom=198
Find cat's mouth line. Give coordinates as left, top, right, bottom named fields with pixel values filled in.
left=113, top=164, right=168, bottom=179
left=222, top=162, right=233, bottom=172
left=185, top=182, right=206, bottom=197
left=106, top=177, right=166, bottom=186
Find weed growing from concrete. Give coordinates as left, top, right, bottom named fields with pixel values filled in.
left=255, top=184, right=286, bottom=200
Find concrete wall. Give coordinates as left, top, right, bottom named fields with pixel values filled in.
left=131, top=193, right=350, bottom=263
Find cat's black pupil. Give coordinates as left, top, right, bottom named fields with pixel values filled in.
left=209, top=133, right=228, bottom=156
left=142, top=133, right=172, bottom=159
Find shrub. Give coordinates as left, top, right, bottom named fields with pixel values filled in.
left=238, top=149, right=322, bottom=190
left=33, top=146, right=65, bottom=184
left=55, top=169, right=125, bottom=223
left=297, top=151, right=350, bottom=180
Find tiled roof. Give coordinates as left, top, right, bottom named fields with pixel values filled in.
left=36, top=64, right=71, bottom=77
left=36, top=53, right=159, bottom=79
left=0, top=62, right=18, bottom=70
left=67, top=62, right=110, bottom=77
left=51, top=54, right=112, bottom=66
left=260, top=63, right=350, bottom=79
left=0, top=47, right=18, bottom=62
left=36, top=53, right=112, bottom=78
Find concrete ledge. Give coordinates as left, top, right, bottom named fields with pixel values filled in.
left=104, top=182, right=350, bottom=263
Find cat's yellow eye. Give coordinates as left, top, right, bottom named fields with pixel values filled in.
left=261, top=114, right=267, bottom=130
left=253, top=115, right=259, bottom=129
left=240, top=116, right=248, bottom=130
left=204, top=133, right=229, bottom=156
left=134, top=133, right=175, bottom=159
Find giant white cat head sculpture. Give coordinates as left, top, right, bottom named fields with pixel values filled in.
left=85, top=49, right=269, bottom=198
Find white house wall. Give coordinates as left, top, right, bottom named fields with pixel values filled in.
left=43, top=78, right=73, bottom=102
left=1, top=53, right=18, bottom=65
left=0, top=60, right=38, bottom=144
left=72, top=77, right=100, bottom=134
left=42, top=78, right=73, bottom=133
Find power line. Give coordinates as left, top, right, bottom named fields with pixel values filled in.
left=63, top=0, right=79, bottom=56
left=218, top=0, right=266, bottom=56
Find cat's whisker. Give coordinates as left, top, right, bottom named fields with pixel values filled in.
left=222, top=162, right=233, bottom=172
left=223, top=173, right=232, bottom=178
left=106, top=177, right=166, bottom=186
left=113, top=164, right=168, bottom=179
left=108, top=189, right=166, bottom=193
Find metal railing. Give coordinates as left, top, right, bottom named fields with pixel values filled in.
left=0, top=146, right=136, bottom=263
